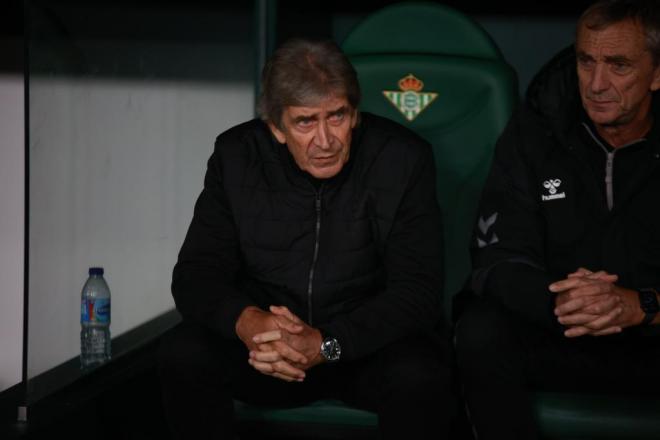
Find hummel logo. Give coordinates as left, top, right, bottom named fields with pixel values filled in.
left=542, top=179, right=566, bottom=201
left=476, top=213, right=499, bottom=248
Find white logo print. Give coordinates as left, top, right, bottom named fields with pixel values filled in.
left=542, top=179, right=566, bottom=201
left=476, top=212, right=499, bottom=248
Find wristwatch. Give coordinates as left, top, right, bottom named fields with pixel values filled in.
left=320, top=336, right=341, bottom=362
left=637, top=288, right=659, bottom=325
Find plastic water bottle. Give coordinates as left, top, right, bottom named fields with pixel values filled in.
left=80, top=267, right=111, bottom=368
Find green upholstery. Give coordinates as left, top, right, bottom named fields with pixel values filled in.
left=235, top=3, right=517, bottom=437
left=534, top=393, right=660, bottom=440
left=343, top=1, right=517, bottom=315
left=235, top=399, right=377, bottom=427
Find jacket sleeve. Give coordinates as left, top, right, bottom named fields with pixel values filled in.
left=470, top=109, right=560, bottom=332
left=319, top=145, right=444, bottom=361
left=172, top=143, right=257, bottom=339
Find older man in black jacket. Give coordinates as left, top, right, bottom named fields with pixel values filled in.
left=455, top=1, right=660, bottom=438
left=158, top=38, right=454, bottom=439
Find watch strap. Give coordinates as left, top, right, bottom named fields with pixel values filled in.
left=638, top=288, right=659, bottom=326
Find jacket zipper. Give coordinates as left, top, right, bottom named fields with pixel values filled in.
left=581, top=123, right=646, bottom=211
left=605, top=152, right=614, bottom=211
left=306, top=187, right=323, bottom=325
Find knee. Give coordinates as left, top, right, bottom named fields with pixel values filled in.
left=382, top=357, right=452, bottom=402
left=453, top=298, right=515, bottom=369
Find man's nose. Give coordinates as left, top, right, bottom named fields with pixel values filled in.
left=314, top=120, right=331, bottom=149
left=590, top=63, right=610, bottom=94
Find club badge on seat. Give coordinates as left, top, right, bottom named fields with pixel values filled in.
left=383, top=74, right=438, bottom=122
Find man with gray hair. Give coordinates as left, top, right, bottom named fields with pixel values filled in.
left=455, top=0, right=660, bottom=438
left=159, top=38, right=454, bottom=439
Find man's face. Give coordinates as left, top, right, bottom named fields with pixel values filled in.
left=269, top=95, right=358, bottom=179
left=576, top=19, right=660, bottom=129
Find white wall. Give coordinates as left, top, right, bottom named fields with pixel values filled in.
left=28, top=77, right=253, bottom=378
left=0, top=75, right=25, bottom=392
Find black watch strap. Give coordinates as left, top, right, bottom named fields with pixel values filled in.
left=638, top=288, right=659, bottom=326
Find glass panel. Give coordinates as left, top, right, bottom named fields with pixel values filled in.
left=26, top=0, right=255, bottom=393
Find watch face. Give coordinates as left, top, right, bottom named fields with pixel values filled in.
left=640, top=289, right=660, bottom=313
left=321, top=338, right=341, bottom=362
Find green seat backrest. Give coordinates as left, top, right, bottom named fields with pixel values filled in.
left=342, top=2, right=518, bottom=316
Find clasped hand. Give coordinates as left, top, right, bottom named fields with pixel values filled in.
left=549, top=267, right=643, bottom=337
left=235, top=305, right=323, bottom=382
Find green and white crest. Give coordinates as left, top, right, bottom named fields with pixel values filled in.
left=383, top=74, right=438, bottom=122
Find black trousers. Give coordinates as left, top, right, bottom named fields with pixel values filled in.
left=158, top=322, right=455, bottom=439
left=454, top=297, right=660, bottom=440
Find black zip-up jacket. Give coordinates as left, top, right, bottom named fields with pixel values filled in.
left=172, top=112, right=444, bottom=361
left=470, top=47, right=660, bottom=333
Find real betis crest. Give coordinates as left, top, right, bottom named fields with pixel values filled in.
left=383, top=74, right=437, bottom=122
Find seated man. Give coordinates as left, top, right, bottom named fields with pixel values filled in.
left=455, top=0, right=660, bottom=438
left=158, top=38, right=454, bottom=439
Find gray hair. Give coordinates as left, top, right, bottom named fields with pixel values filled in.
left=577, top=0, right=660, bottom=65
left=257, top=38, right=361, bottom=128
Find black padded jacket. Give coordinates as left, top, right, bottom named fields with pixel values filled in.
left=470, top=47, right=660, bottom=335
left=172, top=112, right=444, bottom=361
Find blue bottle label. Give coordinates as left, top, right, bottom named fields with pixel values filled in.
left=81, top=298, right=111, bottom=324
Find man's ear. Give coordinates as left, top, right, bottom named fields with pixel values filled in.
left=267, top=121, right=287, bottom=144
left=350, top=108, right=359, bottom=129
left=651, top=64, right=660, bottom=92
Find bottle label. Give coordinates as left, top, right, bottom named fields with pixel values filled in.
left=81, top=298, right=111, bottom=324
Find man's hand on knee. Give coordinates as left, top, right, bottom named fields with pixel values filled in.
left=252, top=306, right=325, bottom=370
left=550, top=269, right=644, bottom=337
left=235, top=305, right=324, bottom=381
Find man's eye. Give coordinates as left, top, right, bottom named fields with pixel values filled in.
left=329, top=112, right=345, bottom=123
left=611, top=62, right=631, bottom=74
left=578, top=57, right=595, bottom=69
left=297, top=119, right=313, bottom=128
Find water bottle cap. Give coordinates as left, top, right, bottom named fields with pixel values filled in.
left=89, top=267, right=104, bottom=276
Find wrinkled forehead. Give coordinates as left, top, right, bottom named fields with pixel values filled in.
left=288, top=84, right=349, bottom=107
left=576, top=19, right=648, bottom=58
left=284, top=94, right=352, bottom=117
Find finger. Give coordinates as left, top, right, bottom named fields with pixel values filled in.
left=256, top=341, right=308, bottom=365
left=549, top=276, right=587, bottom=292
left=591, top=326, right=622, bottom=336
left=274, top=316, right=304, bottom=334
left=253, top=330, right=282, bottom=344
left=557, top=312, right=600, bottom=326
left=271, top=360, right=306, bottom=380
left=581, top=295, right=620, bottom=315
left=584, top=306, right=623, bottom=331
left=554, top=297, right=587, bottom=316
left=248, top=358, right=274, bottom=374
left=586, top=271, right=618, bottom=283
left=564, top=325, right=590, bottom=338
left=270, top=305, right=304, bottom=324
left=551, top=274, right=617, bottom=293
left=250, top=350, right=281, bottom=363
left=567, top=267, right=593, bottom=278
left=273, top=372, right=303, bottom=383
left=272, top=341, right=308, bottom=365
left=562, top=282, right=613, bottom=301
left=248, top=359, right=302, bottom=382
left=549, top=279, right=576, bottom=292
left=555, top=290, right=611, bottom=314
